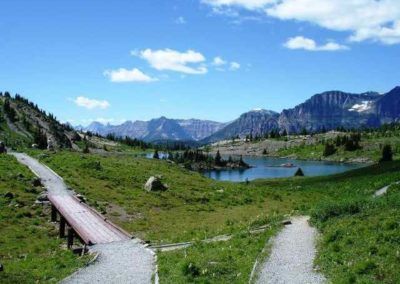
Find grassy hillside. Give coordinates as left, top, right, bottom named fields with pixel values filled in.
left=0, top=93, right=77, bottom=150
left=0, top=155, right=88, bottom=283
left=29, top=150, right=400, bottom=283
left=210, top=129, right=400, bottom=163
left=311, top=171, right=400, bottom=283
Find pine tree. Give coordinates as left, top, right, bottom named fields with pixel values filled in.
left=380, top=144, right=393, bottom=162
left=323, top=143, right=336, bottom=157
left=215, top=150, right=222, bottom=166
left=294, top=167, right=304, bottom=177
left=153, top=150, right=160, bottom=159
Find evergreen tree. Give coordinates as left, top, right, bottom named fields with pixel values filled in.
left=153, top=150, right=160, bottom=159
left=83, top=143, right=90, bottom=154
left=323, top=143, right=336, bottom=157
left=215, top=150, right=222, bottom=166
left=294, top=167, right=304, bottom=177
left=380, top=144, right=393, bottom=162
left=33, top=128, right=47, bottom=149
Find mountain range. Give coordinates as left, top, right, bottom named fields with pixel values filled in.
left=80, top=86, right=400, bottom=143
left=79, top=117, right=226, bottom=142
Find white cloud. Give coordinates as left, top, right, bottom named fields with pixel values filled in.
left=73, top=97, right=110, bottom=110
left=175, top=16, right=186, bottom=24
left=103, top=68, right=157, bottom=83
left=203, top=0, right=400, bottom=45
left=229, top=61, right=241, bottom=70
left=212, top=56, right=240, bottom=71
left=202, top=0, right=276, bottom=10
left=284, top=36, right=349, bottom=51
left=136, top=48, right=207, bottom=74
left=212, top=56, right=227, bottom=66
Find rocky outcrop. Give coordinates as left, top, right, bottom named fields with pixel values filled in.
left=278, top=91, right=382, bottom=133
left=144, top=176, right=168, bottom=192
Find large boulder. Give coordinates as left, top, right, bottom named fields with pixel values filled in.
left=144, top=176, right=168, bottom=192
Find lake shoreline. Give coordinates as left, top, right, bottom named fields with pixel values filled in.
left=202, top=155, right=366, bottom=182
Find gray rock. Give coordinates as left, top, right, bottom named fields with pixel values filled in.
left=36, top=192, right=48, bottom=202
left=76, top=193, right=87, bottom=203
left=144, top=176, right=168, bottom=192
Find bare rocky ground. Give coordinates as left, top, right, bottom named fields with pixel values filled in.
left=255, top=216, right=326, bottom=284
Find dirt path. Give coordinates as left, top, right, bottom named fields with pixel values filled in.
left=11, top=152, right=156, bottom=283
left=255, top=216, right=326, bottom=284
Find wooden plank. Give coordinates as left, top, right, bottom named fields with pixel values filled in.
left=48, top=193, right=131, bottom=245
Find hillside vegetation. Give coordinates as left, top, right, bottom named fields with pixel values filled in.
left=0, top=155, right=88, bottom=283
left=0, top=92, right=77, bottom=150
left=29, top=150, right=400, bottom=283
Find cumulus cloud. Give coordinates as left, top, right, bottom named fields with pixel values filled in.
left=284, top=36, right=349, bottom=51
left=212, top=56, right=227, bottom=66
left=211, top=56, right=241, bottom=71
left=175, top=16, right=186, bottom=24
left=73, top=97, right=110, bottom=110
left=229, top=61, right=241, bottom=70
left=202, top=0, right=276, bottom=10
left=103, top=68, right=157, bottom=83
left=203, top=0, right=400, bottom=45
left=136, top=48, right=207, bottom=74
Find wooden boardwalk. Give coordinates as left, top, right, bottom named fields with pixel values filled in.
left=49, top=194, right=130, bottom=245
left=12, top=153, right=130, bottom=246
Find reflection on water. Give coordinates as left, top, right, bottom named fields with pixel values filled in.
left=202, top=156, right=364, bottom=182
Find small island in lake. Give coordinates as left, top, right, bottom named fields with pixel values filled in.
left=153, top=149, right=251, bottom=171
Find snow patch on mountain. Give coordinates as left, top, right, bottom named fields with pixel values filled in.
left=349, top=101, right=372, bottom=112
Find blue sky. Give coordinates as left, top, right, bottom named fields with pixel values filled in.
left=1, top=0, right=400, bottom=125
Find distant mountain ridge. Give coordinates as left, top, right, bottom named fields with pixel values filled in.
left=81, top=117, right=226, bottom=142
left=79, top=86, right=400, bottom=143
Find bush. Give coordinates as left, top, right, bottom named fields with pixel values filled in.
left=182, top=262, right=200, bottom=278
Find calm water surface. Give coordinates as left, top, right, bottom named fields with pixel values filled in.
left=202, top=156, right=364, bottom=182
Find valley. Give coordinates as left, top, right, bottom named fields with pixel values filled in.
left=1, top=92, right=400, bottom=283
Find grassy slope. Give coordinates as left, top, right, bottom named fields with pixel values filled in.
left=31, top=150, right=400, bottom=283
left=310, top=174, right=400, bottom=283
left=0, top=155, right=88, bottom=283
left=277, top=135, right=400, bottom=163
left=34, top=151, right=305, bottom=243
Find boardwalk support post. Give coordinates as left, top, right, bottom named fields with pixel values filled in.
left=67, top=228, right=74, bottom=249
left=51, top=205, right=57, bottom=222
left=59, top=217, right=66, bottom=238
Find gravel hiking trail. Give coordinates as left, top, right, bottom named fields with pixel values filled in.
left=255, top=216, right=326, bottom=284
left=11, top=152, right=156, bottom=284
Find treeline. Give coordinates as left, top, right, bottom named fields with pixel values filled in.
left=236, top=122, right=400, bottom=144
left=85, top=131, right=193, bottom=151
left=323, top=133, right=362, bottom=156
left=154, top=149, right=248, bottom=168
